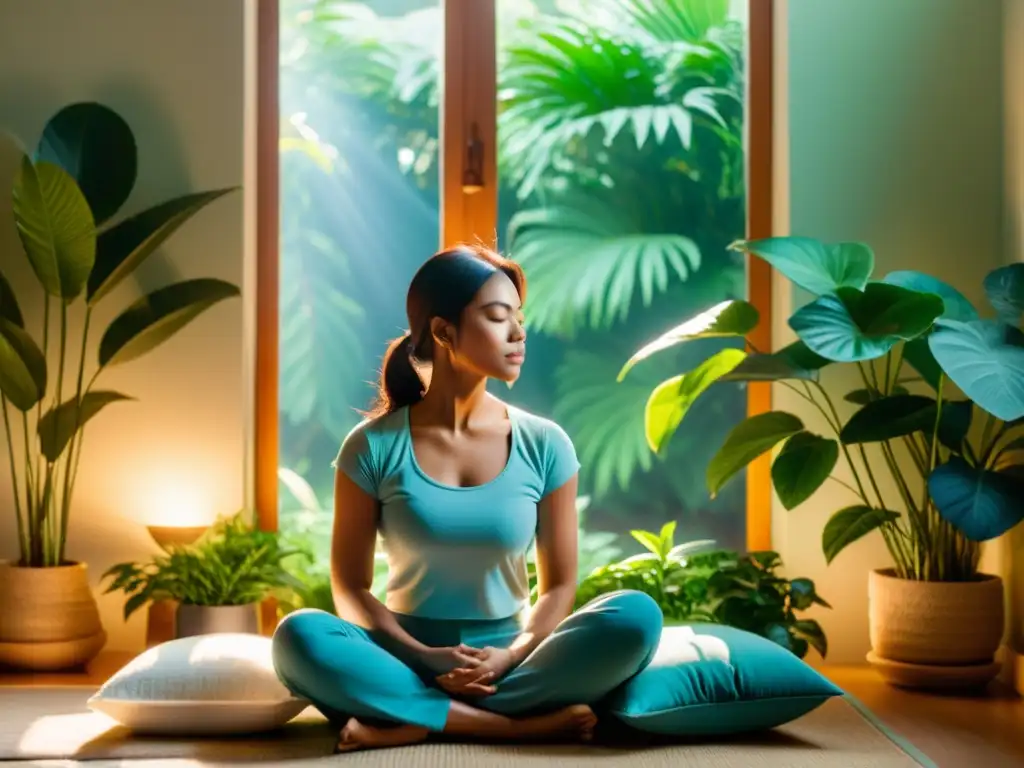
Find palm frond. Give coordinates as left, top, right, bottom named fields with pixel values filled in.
left=279, top=229, right=367, bottom=443
left=498, top=19, right=731, bottom=199
left=554, top=346, right=682, bottom=498
left=508, top=195, right=700, bottom=338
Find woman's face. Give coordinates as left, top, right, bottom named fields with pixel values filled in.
left=437, top=271, right=526, bottom=383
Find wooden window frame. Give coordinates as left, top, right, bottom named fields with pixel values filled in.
left=254, top=0, right=774, bottom=549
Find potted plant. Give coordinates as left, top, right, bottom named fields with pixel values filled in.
left=102, top=512, right=307, bottom=638
left=567, top=521, right=831, bottom=660
left=619, top=235, right=1024, bottom=688
left=0, top=101, right=239, bottom=670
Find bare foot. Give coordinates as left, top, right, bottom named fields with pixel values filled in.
left=335, top=718, right=429, bottom=753
left=517, top=704, right=598, bottom=743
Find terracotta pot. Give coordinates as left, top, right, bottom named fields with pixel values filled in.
left=175, top=603, right=260, bottom=638
left=0, top=561, right=107, bottom=671
left=867, top=568, right=1004, bottom=690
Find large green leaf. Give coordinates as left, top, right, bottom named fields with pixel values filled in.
left=982, top=263, right=1024, bottom=323
left=98, top=278, right=240, bottom=367
left=720, top=340, right=829, bottom=382
left=881, top=271, right=975, bottom=391
left=730, top=237, right=874, bottom=296
left=771, top=431, right=838, bottom=510
left=37, top=391, right=134, bottom=462
left=790, top=283, right=944, bottom=362
left=0, top=318, right=47, bottom=411
left=36, top=101, right=137, bottom=225
left=927, top=319, right=1024, bottom=422
left=928, top=456, right=1024, bottom=541
left=881, top=270, right=978, bottom=322
left=0, top=270, right=23, bottom=327
left=822, top=506, right=900, bottom=564
left=644, top=348, right=746, bottom=454
left=840, top=394, right=972, bottom=450
left=88, top=188, right=237, bottom=305
left=507, top=198, right=700, bottom=337
left=619, top=299, right=757, bottom=380
left=11, top=157, right=96, bottom=300
left=707, top=411, right=805, bottom=497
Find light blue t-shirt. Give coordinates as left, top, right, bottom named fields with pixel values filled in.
left=334, top=404, right=580, bottom=621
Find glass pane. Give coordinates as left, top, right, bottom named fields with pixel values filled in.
left=278, top=0, right=441, bottom=602
left=495, top=0, right=751, bottom=572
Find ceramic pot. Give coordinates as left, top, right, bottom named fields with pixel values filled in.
left=175, top=603, right=260, bottom=638
left=0, top=560, right=107, bottom=671
left=867, top=568, right=1004, bottom=690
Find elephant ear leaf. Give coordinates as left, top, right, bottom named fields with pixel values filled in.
left=88, top=188, right=237, bottom=305
left=730, top=237, right=873, bottom=296
left=928, top=456, right=1024, bottom=542
left=927, top=319, right=1024, bottom=423
left=98, top=278, right=240, bottom=367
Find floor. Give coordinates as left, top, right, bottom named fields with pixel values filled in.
left=2, top=653, right=1023, bottom=767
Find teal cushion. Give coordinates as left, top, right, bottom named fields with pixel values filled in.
left=605, top=623, right=844, bottom=736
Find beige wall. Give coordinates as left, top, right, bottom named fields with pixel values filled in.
left=0, top=0, right=253, bottom=651
left=772, top=0, right=1007, bottom=666
left=1001, top=0, right=1024, bottom=672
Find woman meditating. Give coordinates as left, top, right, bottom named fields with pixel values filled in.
left=272, top=245, right=663, bottom=752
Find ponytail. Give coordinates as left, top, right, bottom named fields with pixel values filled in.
left=369, top=332, right=425, bottom=417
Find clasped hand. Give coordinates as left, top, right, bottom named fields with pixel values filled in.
left=422, top=644, right=515, bottom=698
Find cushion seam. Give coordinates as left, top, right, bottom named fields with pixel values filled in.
left=608, top=692, right=841, bottom=719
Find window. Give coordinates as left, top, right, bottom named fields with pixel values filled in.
left=258, top=0, right=773, bottom=606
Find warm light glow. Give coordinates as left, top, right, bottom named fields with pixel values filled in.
left=143, top=484, right=214, bottom=528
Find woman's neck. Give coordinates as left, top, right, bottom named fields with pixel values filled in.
left=418, top=355, right=494, bottom=431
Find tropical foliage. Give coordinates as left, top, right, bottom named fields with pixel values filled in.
left=278, top=0, right=750, bottom=554
left=1, top=102, right=239, bottom=567
left=625, top=235, right=1024, bottom=582
left=573, top=522, right=831, bottom=659
left=101, top=512, right=306, bottom=619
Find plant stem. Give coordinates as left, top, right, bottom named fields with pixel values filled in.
left=46, top=303, right=69, bottom=565
left=810, top=380, right=871, bottom=503
left=979, top=412, right=1002, bottom=468
left=2, top=395, right=27, bottom=563
left=59, top=306, right=92, bottom=565
left=21, top=411, right=40, bottom=566
left=825, top=474, right=862, bottom=499
left=33, top=293, right=50, bottom=528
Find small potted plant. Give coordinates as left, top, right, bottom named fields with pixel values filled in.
left=567, top=522, right=831, bottom=660
left=102, top=512, right=307, bottom=638
left=0, top=101, right=239, bottom=671
left=620, top=235, right=1024, bottom=688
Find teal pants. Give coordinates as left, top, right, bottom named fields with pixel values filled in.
left=271, top=590, right=662, bottom=731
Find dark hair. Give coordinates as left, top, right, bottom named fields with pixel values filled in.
left=368, top=244, right=526, bottom=417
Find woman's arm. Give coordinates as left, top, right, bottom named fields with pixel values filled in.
left=506, top=472, right=580, bottom=665
left=330, top=468, right=431, bottom=655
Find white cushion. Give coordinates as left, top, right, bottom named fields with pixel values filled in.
left=87, top=633, right=310, bottom=735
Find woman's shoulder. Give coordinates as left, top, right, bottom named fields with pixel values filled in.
left=509, top=404, right=572, bottom=445
left=335, top=408, right=407, bottom=464
left=508, top=404, right=580, bottom=494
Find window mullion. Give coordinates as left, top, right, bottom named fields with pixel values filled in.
left=441, top=0, right=497, bottom=248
